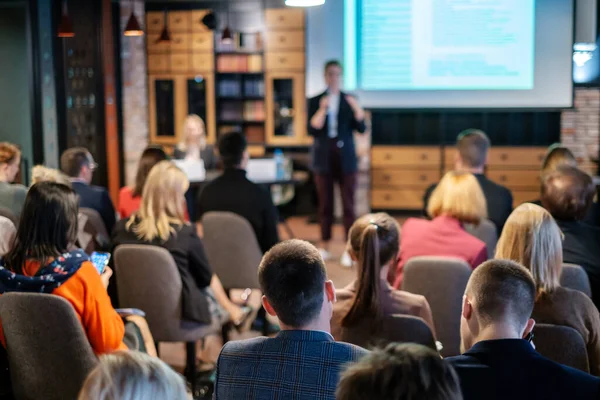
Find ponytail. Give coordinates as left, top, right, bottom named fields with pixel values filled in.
left=341, top=224, right=383, bottom=327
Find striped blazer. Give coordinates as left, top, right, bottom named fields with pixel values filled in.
left=215, top=330, right=368, bottom=400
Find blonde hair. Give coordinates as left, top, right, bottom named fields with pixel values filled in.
left=78, top=351, right=189, bottom=400
left=0, top=142, right=20, bottom=166
left=177, top=114, right=206, bottom=152
left=31, top=165, right=72, bottom=187
left=427, top=171, right=487, bottom=224
left=127, top=161, right=189, bottom=242
left=495, top=203, right=563, bottom=295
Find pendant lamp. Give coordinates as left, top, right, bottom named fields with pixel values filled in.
left=57, top=0, right=75, bottom=38
left=124, top=0, right=144, bottom=37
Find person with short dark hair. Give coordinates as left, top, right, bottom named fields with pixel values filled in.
left=541, top=165, right=600, bottom=309
left=446, top=259, right=600, bottom=400
left=541, top=144, right=577, bottom=175
left=423, top=129, right=513, bottom=233
left=308, top=60, right=367, bottom=267
left=195, top=131, right=279, bottom=254
left=60, top=147, right=116, bottom=234
left=215, top=239, right=368, bottom=400
left=337, top=343, right=463, bottom=400
left=117, top=146, right=168, bottom=219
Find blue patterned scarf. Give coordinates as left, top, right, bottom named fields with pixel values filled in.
left=0, top=249, right=89, bottom=294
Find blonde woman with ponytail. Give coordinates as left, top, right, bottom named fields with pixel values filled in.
left=331, top=213, right=435, bottom=342
left=111, top=161, right=251, bottom=332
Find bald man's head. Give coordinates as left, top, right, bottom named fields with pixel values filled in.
left=541, top=165, right=594, bottom=221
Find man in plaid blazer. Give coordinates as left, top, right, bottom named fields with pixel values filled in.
left=215, top=240, right=368, bottom=400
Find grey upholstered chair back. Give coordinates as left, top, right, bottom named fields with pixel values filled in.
left=0, top=292, right=97, bottom=400
left=338, top=314, right=437, bottom=351
left=114, top=245, right=184, bottom=341
left=79, top=207, right=109, bottom=245
left=402, top=256, right=472, bottom=357
left=560, top=264, right=592, bottom=298
left=202, top=211, right=262, bottom=290
left=534, top=324, right=589, bottom=373
left=464, top=219, right=497, bottom=259
left=0, top=206, right=18, bottom=227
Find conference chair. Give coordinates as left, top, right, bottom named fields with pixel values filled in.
left=560, top=263, right=592, bottom=298
left=534, top=324, right=589, bottom=373
left=79, top=207, right=110, bottom=248
left=0, top=207, right=17, bottom=227
left=337, top=314, right=437, bottom=351
left=0, top=292, right=97, bottom=400
left=114, top=245, right=223, bottom=392
left=464, top=219, right=498, bottom=259
left=402, top=256, right=472, bottom=357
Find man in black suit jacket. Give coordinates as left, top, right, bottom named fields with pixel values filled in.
left=60, top=147, right=116, bottom=234
left=308, top=60, right=366, bottom=265
left=446, top=259, right=600, bottom=400
left=423, top=129, right=512, bottom=234
left=541, top=165, right=600, bottom=309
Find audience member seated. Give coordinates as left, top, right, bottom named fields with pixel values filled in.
left=196, top=131, right=279, bottom=254
left=541, top=166, right=600, bottom=309
left=423, top=129, right=512, bottom=233
left=0, top=182, right=126, bottom=354
left=393, top=171, right=488, bottom=289
left=118, top=146, right=167, bottom=219
left=61, top=147, right=116, bottom=234
left=173, top=114, right=218, bottom=169
left=446, top=259, right=600, bottom=400
left=332, top=213, right=435, bottom=341
left=111, top=161, right=251, bottom=328
left=495, top=203, right=600, bottom=375
left=337, top=343, right=463, bottom=400
left=533, top=144, right=599, bottom=227
left=78, top=351, right=188, bottom=400
left=0, top=142, right=27, bottom=218
left=31, top=165, right=72, bottom=187
left=0, top=216, right=15, bottom=257
left=215, top=239, right=368, bottom=400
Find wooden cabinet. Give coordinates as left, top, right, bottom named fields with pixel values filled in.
left=168, top=11, right=191, bottom=32
left=372, top=146, right=440, bottom=167
left=265, top=72, right=307, bottom=145
left=146, top=12, right=164, bottom=33
left=266, top=52, right=305, bottom=71
left=191, top=32, right=214, bottom=52
left=169, top=33, right=191, bottom=52
left=266, top=31, right=305, bottom=51
left=147, top=54, right=169, bottom=74
left=265, top=9, right=305, bottom=29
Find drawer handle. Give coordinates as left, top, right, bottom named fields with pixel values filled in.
left=175, top=17, right=181, bottom=23
left=384, top=153, right=392, bottom=160
left=279, top=36, right=286, bottom=42
left=384, top=194, right=391, bottom=201
left=499, top=175, right=507, bottom=182
left=419, top=175, right=427, bottom=181
left=175, top=38, right=182, bottom=44
left=278, top=16, right=285, bottom=21
left=279, top=57, right=287, bottom=63
left=382, top=174, right=391, bottom=182
left=420, top=154, right=428, bottom=160
left=500, top=153, right=508, bottom=161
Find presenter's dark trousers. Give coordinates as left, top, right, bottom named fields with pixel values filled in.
left=314, top=138, right=356, bottom=242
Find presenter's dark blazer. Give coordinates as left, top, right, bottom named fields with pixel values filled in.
left=307, top=91, right=366, bottom=174
left=446, top=339, right=600, bottom=400
left=71, top=181, right=116, bottom=235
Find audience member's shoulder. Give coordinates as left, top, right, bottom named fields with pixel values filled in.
left=219, top=336, right=270, bottom=356
left=331, top=340, right=369, bottom=360
left=484, top=176, right=512, bottom=195
left=402, top=217, right=429, bottom=230
left=89, top=184, right=110, bottom=195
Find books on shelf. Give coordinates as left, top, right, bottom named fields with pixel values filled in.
left=217, top=80, right=241, bottom=97
left=244, top=79, right=265, bottom=97
left=217, top=54, right=263, bottom=73
left=243, top=101, right=265, bottom=121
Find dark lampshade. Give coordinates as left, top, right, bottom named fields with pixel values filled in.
left=156, top=26, right=171, bottom=43
left=221, top=26, right=233, bottom=44
left=57, top=11, right=74, bottom=38
left=124, top=11, right=144, bottom=36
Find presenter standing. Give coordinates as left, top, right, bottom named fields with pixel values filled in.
left=308, top=60, right=366, bottom=267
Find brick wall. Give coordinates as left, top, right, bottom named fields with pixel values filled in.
left=561, top=88, right=600, bottom=175
left=119, top=2, right=148, bottom=186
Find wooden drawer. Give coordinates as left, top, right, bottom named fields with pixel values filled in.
left=266, top=30, right=305, bottom=51
left=191, top=53, right=214, bottom=71
left=170, top=33, right=190, bottom=52
left=191, top=32, right=213, bottom=52
left=266, top=52, right=305, bottom=70
left=146, top=34, right=170, bottom=53
left=512, top=191, right=540, bottom=208
left=372, top=146, right=440, bottom=167
left=191, top=10, right=211, bottom=32
left=147, top=54, right=169, bottom=73
left=487, top=170, right=540, bottom=189
left=265, top=9, right=305, bottom=29
left=372, top=169, right=440, bottom=188
left=488, top=147, right=547, bottom=168
left=248, top=55, right=263, bottom=72
left=170, top=53, right=190, bottom=73
left=146, top=12, right=164, bottom=33
left=372, top=189, right=424, bottom=210
left=168, top=11, right=190, bottom=32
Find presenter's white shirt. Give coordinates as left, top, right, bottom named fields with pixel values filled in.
left=327, top=92, right=340, bottom=138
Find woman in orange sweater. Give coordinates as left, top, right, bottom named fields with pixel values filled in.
left=0, top=182, right=126, bottom=354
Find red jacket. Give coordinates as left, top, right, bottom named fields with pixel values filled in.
left=393, top=216, right=488, bottom=289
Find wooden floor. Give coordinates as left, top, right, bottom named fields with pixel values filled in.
left=159, top=215, right=409, bottom=370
